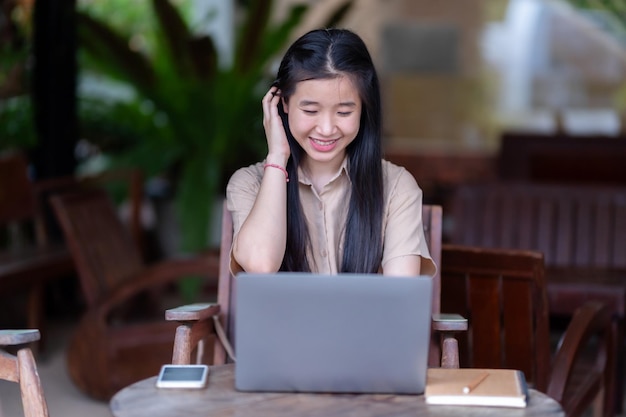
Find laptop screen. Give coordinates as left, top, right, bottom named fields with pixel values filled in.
left=234, top=272, right=433, bottom=394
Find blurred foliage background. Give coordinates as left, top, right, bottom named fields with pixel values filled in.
left=0, top=0, right=36, bottom=151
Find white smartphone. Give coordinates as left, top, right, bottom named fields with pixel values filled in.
left=155, top=364, right=209, bottom=389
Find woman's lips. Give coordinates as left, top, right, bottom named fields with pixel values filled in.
left=309, top=137, right=339, bottom=151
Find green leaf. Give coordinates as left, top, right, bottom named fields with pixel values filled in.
left=235, top=0, right=273, bottom=74
left=77, top=12, right=156, bottom=95
left=151, top=0, right=197, bottom=79
left=188, top=36, right=218, bottom=81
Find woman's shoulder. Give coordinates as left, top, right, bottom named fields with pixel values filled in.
left=381, top=159, right=406, bottom=174
left=227, top=161, right=265, bottom=190
left=381, top=159, right=419, bottom=189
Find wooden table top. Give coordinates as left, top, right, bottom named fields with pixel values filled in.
left=110, top=364, right=565, bottom=417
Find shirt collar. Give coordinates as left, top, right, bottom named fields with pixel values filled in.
left=297, top=157, right=351, bottom=186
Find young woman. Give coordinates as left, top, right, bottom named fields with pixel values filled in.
left=226, top=28, right=435, bottom=277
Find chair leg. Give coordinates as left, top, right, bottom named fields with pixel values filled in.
left=17, top=348, right=49, bottom=417
left=172, top=325, right=192, bottom=365
left=441, top=334, right=460, bottom=368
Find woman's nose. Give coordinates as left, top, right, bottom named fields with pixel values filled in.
left=317, top=113, right=336, bottom=136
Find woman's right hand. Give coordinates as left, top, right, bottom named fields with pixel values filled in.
left=232, top=86, right=290, bottom=274
left=262, top=86, right=291, bottom=166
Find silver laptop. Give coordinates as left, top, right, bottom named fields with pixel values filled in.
left=234, top=272, right=433, bottom=394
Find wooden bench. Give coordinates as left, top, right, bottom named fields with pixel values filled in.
left=448, top=181, right=626, bottom=414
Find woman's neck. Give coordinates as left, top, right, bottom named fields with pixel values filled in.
left=301, top=155, right=346, bottom=193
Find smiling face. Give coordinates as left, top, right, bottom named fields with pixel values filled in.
left=283, top=76, right=362, bottom=171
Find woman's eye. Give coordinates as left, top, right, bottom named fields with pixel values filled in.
left=302, top=110, right=317, bottom=115
left=338, top=112, right=352, bottom=117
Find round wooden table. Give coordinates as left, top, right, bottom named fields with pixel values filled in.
left=110, top=365, right=565, bottom=417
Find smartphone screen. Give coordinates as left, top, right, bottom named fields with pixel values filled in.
left=155, top=364, right=209, bottom=389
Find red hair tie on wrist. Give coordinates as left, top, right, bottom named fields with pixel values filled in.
left=264, top=163, right=289, bottom=182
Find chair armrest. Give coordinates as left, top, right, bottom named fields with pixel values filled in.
left=0, top=330, right=40, bottom=346
left=547, top=301, right=614, bottom=415
left=432, top=313, right=468, bottom=332
left=166, top=303, right=221, bottom=322
left=432, top=313, right=468, bottom=369
left=166, top=303, right=222, bottom=365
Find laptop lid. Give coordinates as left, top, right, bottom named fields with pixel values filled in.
left=234, top=272, right=433, bottom=394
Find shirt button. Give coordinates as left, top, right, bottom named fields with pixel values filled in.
left=318, top=202, right=323, bottom=210
left=321, top=249, right=328, bottom=258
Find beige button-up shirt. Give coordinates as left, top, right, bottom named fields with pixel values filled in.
left=226, top=159, right=436, bottom=276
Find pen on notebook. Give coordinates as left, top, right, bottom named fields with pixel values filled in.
left=463, top=371, right=489, bottom=394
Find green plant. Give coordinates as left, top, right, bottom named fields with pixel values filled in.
left=77, top=0, right=352, bottom=299
left=0, top=1, right=36, bottom=152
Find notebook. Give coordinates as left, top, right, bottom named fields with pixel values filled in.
left=425, top=368, right=528, bottom=408
left=234, top=272, right=433, bottom=394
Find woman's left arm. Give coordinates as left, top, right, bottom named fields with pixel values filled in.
left=383, top=255, right=421, bottom=276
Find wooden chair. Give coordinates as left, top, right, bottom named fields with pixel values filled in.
left=449, top=181, right=626, bottom=413
left=166, top=202, right=466, bottom=369
left=0, top=329, right=49, bottom=417
left=1, top=152, right=148, bottom=353
left=440, top=244, right=616, bottom=417
left=49, top=188, right=220, bottom=401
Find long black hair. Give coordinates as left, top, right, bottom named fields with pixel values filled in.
left=275, top=28, right=384, bottom=273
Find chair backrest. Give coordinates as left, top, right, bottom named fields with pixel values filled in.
left=212, top=202, right=443, bottom=366
left=450, top=182, right=626, bottom=269
left=73, top=168, right=145, bottom=256
left=0, top=330, right=50, bottom=417
left=440, top=244, right=552, bottom=391
left=50, top=188, right=144, bottom=307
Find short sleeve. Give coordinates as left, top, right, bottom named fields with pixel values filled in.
left=381, top=163, right=437, bottom=277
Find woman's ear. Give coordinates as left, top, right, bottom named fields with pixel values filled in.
left=281, top=97, right=289, bottom=114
